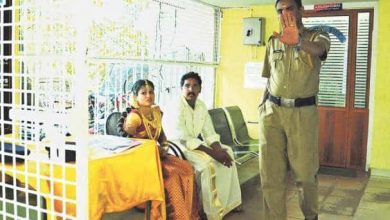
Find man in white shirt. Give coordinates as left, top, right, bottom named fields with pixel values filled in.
left=168, top=72, right=242, bottom=220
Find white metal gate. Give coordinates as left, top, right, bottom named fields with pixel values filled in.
left=1, top=0, right=219, bottom=219
left=1, top=0, right=89, bottom=219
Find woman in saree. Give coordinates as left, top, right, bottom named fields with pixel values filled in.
left=122, top=79, right=200, bottom=220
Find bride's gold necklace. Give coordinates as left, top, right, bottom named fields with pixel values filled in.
left=140, top=108, right=161, bottom=140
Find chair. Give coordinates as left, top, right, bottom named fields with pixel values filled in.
left=223, top=106, right=259, bottom=147
left=105, top=112, right=122, bottom=136
left=208, top=108, right=257, bottom=165
left=167, top=140, right=186, bottom=160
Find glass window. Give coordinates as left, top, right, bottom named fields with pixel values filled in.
left=303, top=16, right=349, bottom=107
left=354, top=12, right=370, bottom=109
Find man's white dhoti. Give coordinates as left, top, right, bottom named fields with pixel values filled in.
left=184, top=145, right=241, bottom=220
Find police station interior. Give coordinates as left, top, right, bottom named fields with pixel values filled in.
left=1, top=0, right=390, bottom=219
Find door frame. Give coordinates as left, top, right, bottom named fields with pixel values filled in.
left=304, top=2, right=378, bottom=171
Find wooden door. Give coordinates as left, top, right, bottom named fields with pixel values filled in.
left=303, top=9, right=373, bottom=170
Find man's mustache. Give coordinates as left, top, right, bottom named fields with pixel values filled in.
left=187, top=92, right=196, bottom=96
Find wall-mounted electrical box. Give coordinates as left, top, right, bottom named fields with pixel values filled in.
left=243, top=17, right=264, bottom=46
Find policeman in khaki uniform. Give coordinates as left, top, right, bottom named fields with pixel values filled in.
left=259, top=0, right=331, bottom=220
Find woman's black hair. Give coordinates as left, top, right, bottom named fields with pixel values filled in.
left=275, top=0, right=303, bottom=8
left=180, top=72, right=202, bottom=87
left=131, top=79, right=155, bottom=96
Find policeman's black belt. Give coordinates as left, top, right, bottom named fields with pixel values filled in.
left=267, top=93, right=316, bottom=107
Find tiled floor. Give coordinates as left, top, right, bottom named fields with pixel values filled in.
left=103, top=159, right=390, bottom=220
left=224, top=172, right=369, bottom=220
left=354, top=176, right=390, bottom=220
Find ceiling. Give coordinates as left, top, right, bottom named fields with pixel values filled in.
left=198, top=0, right=376, bottom=8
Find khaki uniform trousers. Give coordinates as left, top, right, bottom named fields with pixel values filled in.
left=259, top=100, right=319, bottom=220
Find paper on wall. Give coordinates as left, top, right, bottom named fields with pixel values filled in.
left=244, top=62, right=267, bottom=89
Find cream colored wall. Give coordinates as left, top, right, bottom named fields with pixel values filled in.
left=216, top=5, right=276, bottom=138
left=370, top=0, right=390, bottom=170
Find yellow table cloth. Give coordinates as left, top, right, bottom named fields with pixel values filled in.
left=2, top=139, right=166, bottom=220
left=88, top=139, right=166, bottom=220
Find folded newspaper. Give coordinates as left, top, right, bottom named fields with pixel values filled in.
left=88, top=135, right=141, bottom=153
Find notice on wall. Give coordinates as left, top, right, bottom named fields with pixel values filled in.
left=244, top=62, right=267, bottom=89
left=314, top=3, right=342, bottom=12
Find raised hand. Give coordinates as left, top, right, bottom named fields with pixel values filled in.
left=273, top=11, right=299, bottom=45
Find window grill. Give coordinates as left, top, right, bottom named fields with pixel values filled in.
left=87, top=0, right=220, bottom=134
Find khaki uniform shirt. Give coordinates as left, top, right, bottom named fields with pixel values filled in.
left=262, top=27, right=331, bottom=99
